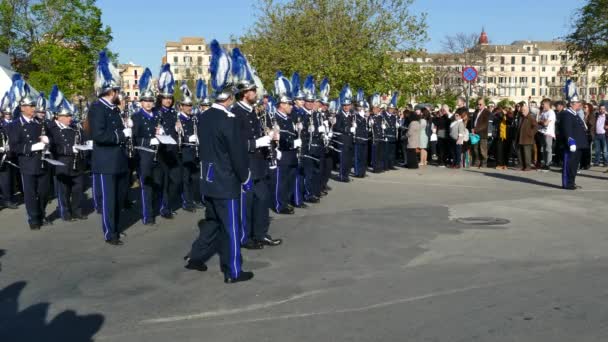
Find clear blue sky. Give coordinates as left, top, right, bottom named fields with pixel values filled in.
left=98, top=0, right=583, bottom=70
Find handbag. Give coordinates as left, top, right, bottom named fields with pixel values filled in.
left=469, top=133, right=480, bottom=145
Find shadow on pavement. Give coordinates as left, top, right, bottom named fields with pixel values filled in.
left=465, top=169, right=563, bottom=189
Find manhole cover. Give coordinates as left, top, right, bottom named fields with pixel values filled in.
left=454, top=217, right=510, bottom=226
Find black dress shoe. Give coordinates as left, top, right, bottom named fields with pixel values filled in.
left=294, top=203, right=308, bottom=209
left=123, top=201, right=136, bottom=210
left=74, top=214, right=88, bottom=220
left=242, top=240, right=264, bottom=250
left=321, top=190, right=328, bottom=196
left=143, top=220, right=156, bottom=226
left=105, top=239, right=123, bottom=246
left=63, top=217, right=76, bottom=222
left=42, top=218, right=53, bottom=226
left=29, top=223, right=41, bottom=230
left=161, top=212, right=174, bottom=219
left=325, top=186, right=332, bottom=191
left=304, top=197, right=320, bottom=203
left=277, top=207, right=294, bottom=215
left=184, top=259, right=208, bottom=271
left=224, top=271, right=254, bottom=284
left=6, top=202, right=18, bottom=209
left=257, top=235, right=282, bottom=246
left=182, top=206, right=196, bottom=213
left=194, top=202, right=205, bottom=209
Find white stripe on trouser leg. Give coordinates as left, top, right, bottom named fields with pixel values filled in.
left=275, top=167, right=280, bottom=212
left=100, top=174, right=111, bottom=240
left=231, top=199, right=239, bottom=278
left=240, top=192, right=246, bottom=244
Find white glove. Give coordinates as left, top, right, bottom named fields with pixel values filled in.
left=188, top=135, right=198, bottom=143
left=396, top=122, right=400, bottom=128
left=570, top=144, right=576, bottom=152
left=382, top=124, right=387, bottom=130
left=157, top=127, right=165, bottom=135
left=0, top=147, right=5, bottom=153
left=150, top=137, right=159, bottom=146
left=86, top=140, right=93, bottom=147
left=40, top=135, right=49, bottom=144
left=31, top=142, right=45, bottom=151
left=350, top=127, right=356, bottom=133
left=308, top=125, right=315, bottom=133
left=126, top=118, right=134, bottom=128
left=318, top=125, right=326, bottom=133
left=296, top=122, right=303, bottom=131
left=276, top=149, right=282, bottom=160
left=323, top=120, right=329, bottom=127
left=122, top=128, right=132, bottom=138
left=256, top=135, right=271, bottom=148
left=328, top=132, right=333, bottom=138
left=72, top=146, right=79, bottom=153
left=293, top=139, right=302, bottom=148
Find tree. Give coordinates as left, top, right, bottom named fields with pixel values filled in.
left=0, top=0, right=112, bottom=98
left=239, top=0, right=428, bottom=98
left=565, top=0, right=608, bottom=86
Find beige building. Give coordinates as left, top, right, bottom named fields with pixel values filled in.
left=399, top=30, right=608, bottom=104
left=118, top=62, right=145, bottom=101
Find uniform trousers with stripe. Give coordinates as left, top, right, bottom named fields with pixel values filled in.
left=320, top=151, right=332, bottom=191
left=0, top=165, right=15, bottom=204
left=353, top=143, right=368, bottom=177
left=21, top=172, right=50, bottom=225
left=240, top=178, right=270, bottom=244
left=138, top=165, right=163, bottom=224
left=189, top=197, right=242, bottom=278
left=338, top=143, right=353, bottom=181
left=55, top=174, right=84, bottom=220
left=181, top=161, right=199, bottom=209
left=272, top=164, right=296, bottom=212
left=371, top=141, right=385, bottom=173
left=562, top=150, right=581, bottom=189
left=385, top=141, right=397, bottom=169
left=294, top=161, right=305, bottom=206
left=302, top=156, right=322, bottom=199
left=94, top=172, right=128, bottom=241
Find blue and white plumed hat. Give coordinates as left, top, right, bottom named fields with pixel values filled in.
left=138, top=68, right=155, bottom=102
left=355, top=88, right=365, bottom=108
left=195, top=78, right=211, bottom=106
left=339, top=84, right=353, bottom=106
left=274, top=71, right=293, bottom=104
left=35, top=92, right=47, bottom=113
left=319, top=77, right=330, bottom=105
left=231, top=48, right=257, bottom=94
left=303, top=75, right=316, bottom=102
left=50, top=85, right=73, bottom=116
left=564, top=79, right=580, bottom=103
left=0, top=92, right=10, bottom=114
left=370, top=93, right=381, bottom=108
left=95, top=50, right=121, bottom=97
left=292, top=72, right=305, bottom=100
left=179, top=81, right=194, bottom=106
left=328, top=99, right=339, bottom=114
left=209, top=39, right=233, bottom=102
left=157, top=63, right=175, bottom=98
left=9, top=74, right=36, bottom=109
left=388, top=92, right=398, bottom=109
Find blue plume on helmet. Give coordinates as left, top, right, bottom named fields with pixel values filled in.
left=564, top=79, right=579, bottom=102
left=209, top=39, right=232, bottom=93
left=390, top=92, right=398, bottom=107
left=157, top=63, right=175, bottom=96
left=49, top=85, right=65, bottom=112
left=356, top=89, right=364, bottom=103
left=195, top=78, right=207, bottom=100
left=303, top=75, right=315, bottom=96
left=231, top=48, right=252, bottom=83
left=319, top=78, right=330, bottom=98
left=139, top=67, right=152, bottom=94
left=274, top=71, right=292, bottom=97
left=180, top=80, right=192, bottom=97
left=339, top=84, right=352, bottom=105
left=95, top=50, right=120, bottom=95
left=291, top=72, right=301, bottom=96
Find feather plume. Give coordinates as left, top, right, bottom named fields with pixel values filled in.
left=319, top=78, right=330, bottom=98
left=95, top=50, right=116, bottom=91
left=231, top=48, right=252, bottom=83
left=291, top=72, right=300, bottom=96
left=209, top=39, right=231, bottom=92
left=274, top=71, right=292, bottom=97
left=339, top=84, right=352, bottom=104
left=139, top=68, right=152, bottom=94
left=180, top=80, right=192, bottom=97
left=49, top=85, right=65, bottom=112
left=303, top=75, right=315, bottom=96
left=158, top=64, right=175, bottom=94
left=356, top=89, right=364, bottom=103
left=36, top=92, right=46, bottom=109
left=0, top=92, right=9, bottom=112
left=195, top=79, right=207, bottom=100
left=391, top=92, right=398, bottom=107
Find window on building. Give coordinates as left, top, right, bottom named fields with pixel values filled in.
left=532, top=56, right=536, bottom=62
left=511, top=66, right=515, bottom=72
left=532, top=67, right=536, bottom=72
left=198, top=46, right=202, bottom=50
left=532, top=77, right=536, bottom=83
left=551, top=55, right=558, bottom=61
left=127, top=92, right=130, bottom=96
left=134, top=80, right=138, bottom=85
left=500, top=56, right=505, bottom=64
left=520, top=77, right=527, bottom=83
left=511, top=56, right=516, bottom=64
left=175, top=68, right=179, bottom=74
left=552, top=67, right=556, bottom=72
left=592, top=76, right=597, bottom=83
left=521, top=88, right=525, bottom=96
left=490, top=56, right=495, bottom=62
left=561, top=54, right=567, bottom=61
left=173, top=56, right=178, bottom=63
left=522, top=67, right=526, bottom=72
left=185, top=46, right=189, bottom=50
left=542, top=67, right=546, bottom=72
left=551, top=76, right=556, bottom=84
left=198, top=68, right=203, bottom=74
left=489, top=67, right=494, bottom=72
left=135, top=92, right=138, bottom=96
left=522, top=56, right=526, bottom=64
left=197, top=56, right=203, bottom=65
left=124, top=80, right=129, bottom=86
left=500, top=66, right=505, bottom=72
left=531, top=88, right=536, bottom=96
left=134, top=70, right=138, bottom=77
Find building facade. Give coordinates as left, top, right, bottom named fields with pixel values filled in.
left=399, top=30, right=608, bottom=104
left=118, top=62, right=145, bottom=101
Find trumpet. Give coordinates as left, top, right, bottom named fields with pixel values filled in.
left=40, top=121, right=47, bottom=169
left=0, top=128, right=9, bottom=168
left=192, top=114, right=199, bottom=161
left=122, top=107, right=134, bottom=158
left=176, top=113, right=184, bottom=154
left=153, top=115, right=163, bottom=162
left=73, top=124, right=81, bottom=170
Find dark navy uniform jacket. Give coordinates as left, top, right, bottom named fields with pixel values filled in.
left=179, top=112, right=198, bottom=165
left=8, top=116, right=52, bottom=175
left=156, top=106, right=180, bottom=164
left=275, top=111, right=298, bottom=166
left=370, top=114, right=385, bottom=143
left=198, top=103, right=250, bottom=199
left=305, top=109, right=324, bottom=158
left=88, top=98, right=128, bottom=175
left=332, top=109, right=355, bottom=147
left=132, top=108, right=160, bottom=178
left=383, top=111, right=398, bottom=143
left=560, top=108, right=589, bottom=149
left=48, top=121, right=85, bottom=176
left=232, top=101, right=268, bottom=181
left=354, top=113, right=369, bottom=145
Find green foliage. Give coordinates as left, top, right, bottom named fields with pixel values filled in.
left=565, top=0, right=608, bottom=86
left=0, top=0, right=112, bottom=98
left=496, top=98, right=515, bottom=109
left=239, top=0, right=429, bottom=99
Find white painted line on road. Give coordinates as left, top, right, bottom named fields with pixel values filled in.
left=140, top=289, right=325, bottom=324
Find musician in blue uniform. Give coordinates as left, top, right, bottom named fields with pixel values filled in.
left=155, top=64, right=181, bottom=219
left=383, top=93, right=399, bottom=170
left=353, top=90, right=369, bottom=178
left=132, top=68, right=164, bottom=225
left=300, top=75, right=322, bottom=203
left=48, top=94, right=87, bottom=221
left=369, top=94, right=386, bottom=173
left=317, top=78, right=333, bottom=196
left=271, top=72, right=299, bottom=215
left=7, top=76, right=52, bottom=230
left=0, top=93, right=18, bottom=210
left=176, top=82, right=200, bottom=212
left=332, top=85, right=355, bottom=182
left=89, top=51, right=130, bottom=245
left=185, top=40, right=254, bottom=283
left=560, top=81, right=588, bottom=190
left=291, top=72, right=307, bottom=208
left=231, top=48, right=282, bottom=249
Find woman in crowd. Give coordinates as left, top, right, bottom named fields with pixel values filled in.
left=406, top=112, right=420, bottom=169
left=494, top=106, right=509, bottom=170
left=449, top=108, right=466, bottom=169
left=581, top=103, right=595, bottom=170
left=419, top=108, right=430, bottom=166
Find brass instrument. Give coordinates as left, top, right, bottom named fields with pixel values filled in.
left=153, top=115, right=163, bottom=162
left=176, top=112, right=184, bottom=154
left=192, top=113, right=199, bottom=160
left=295, top=117, right=303, bottom=161
left=122, top=107, right=134, bottom=158
left=73, top=123, right=81, bottom=170
left=0, top=127, right=9, bottom=168
left=40, top=120, right=47, bottom=169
